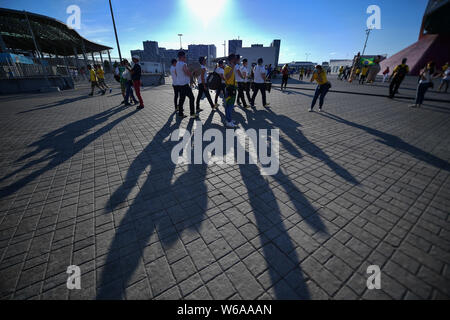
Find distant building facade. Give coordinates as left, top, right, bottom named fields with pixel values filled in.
left=187, top=44, right=217, bottom=64
left=228, top=39, right=242, bottom=55
left=235, top=39, right=281, bottom=69
left=329, top=59, right=353, bottom=73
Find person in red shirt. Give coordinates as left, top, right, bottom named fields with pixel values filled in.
left=382, top=66, right=390, bottom=83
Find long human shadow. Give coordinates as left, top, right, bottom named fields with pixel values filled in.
left=240, top=107, right=359, bottom=185
left=0, top=105, right=137, bottom=199
left=236, top=109, right=329, bottom=233
left=18, top=95, right=93, bottom=114
left=97, top=112, right=222, bottom=299
left=239, top=158, right=311, bottom=299
left=315, top=112, right=450, bottom=171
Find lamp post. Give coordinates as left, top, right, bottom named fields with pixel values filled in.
left=178, top=34, right=183, bottom=50
left=109, top=0, right=122, bottom=61
left=362, top=28, right=372, bottom=56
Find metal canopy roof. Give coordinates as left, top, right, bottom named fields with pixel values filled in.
left=0, top=7, right=112, bottom=56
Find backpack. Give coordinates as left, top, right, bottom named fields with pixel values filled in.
left=207, top=72, right=221, bottom=90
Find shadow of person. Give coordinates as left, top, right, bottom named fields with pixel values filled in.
left=235, top=109, right=329, bottom=234
left=315, top=112, right=450, bottom=171
left=17, top=95, right=93, bottom=114
left=98, top=112, right=226, bottom=299
left=265, top=108, right=359, bottom=185
left=0, top=105, right=137, bottom=199
left=238, top=151, right=311, bottom=299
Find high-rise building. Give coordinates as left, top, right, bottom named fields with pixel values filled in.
left=142, top=41, right=159, bottom=62
left=228, top=39, right=242, bottom=55
left=271, top=40, right=281, bottom=69
left=187, top=44, right=216, bottom=64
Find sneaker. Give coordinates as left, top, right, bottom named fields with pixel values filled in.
left=124, top=103, right=131, bottom=106
left=226, top=121, right=237, bottom=128
left=102, top=90, right=106, bottom=95
left=319, top=108, right=323, bottom=112
left=409, top=104, right=417, bottom=108
left=214, top=103, right=220, bottom=108
left=190, top=114, right=198, bottom=119
left=136, top=105, right=144, bottom=110
left=178, top=113, right=187, bottom=119
left=309, top=108, right=313, bottom=112
left=196, top=108, right=203, bottom=113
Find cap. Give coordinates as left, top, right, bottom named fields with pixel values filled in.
left=132, top=55, right=140, bottom=61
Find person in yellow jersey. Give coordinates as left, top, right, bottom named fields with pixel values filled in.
left=95, top=64, right=111, bottom=93
left=309, top=65, right=331, bottom=112
left=338, top=66, right=344, bottom=80
left=224, top=53, right=238, bottom=128
left=355, top=67, right=361, bottom=81
left=359, top=64, right=369, bottom=84
left=88, top=64, right=105, bottom=96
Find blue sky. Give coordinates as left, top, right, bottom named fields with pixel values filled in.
left=2, top=0, right=428, bottom=63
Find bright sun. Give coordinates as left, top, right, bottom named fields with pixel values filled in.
left=186, top=0, right=227, bottom=26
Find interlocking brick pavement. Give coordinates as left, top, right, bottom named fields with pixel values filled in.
left=0, top=75, right=449, bottom=300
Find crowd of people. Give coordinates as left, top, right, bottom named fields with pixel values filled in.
left=170, top=51, right=274, bottom=128
left=84, top=50, right=448, bottom=121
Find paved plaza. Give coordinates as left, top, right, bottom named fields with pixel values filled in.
left=0, top=76, right=449, bottom=300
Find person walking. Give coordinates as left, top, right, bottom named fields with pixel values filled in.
left=338, top=66, right=344, bottom=80
left=196, top=56, right=215, bottom=112
left=438, top=62, right=449, bottom=93
left=235, top=55, right=248, bottom=108
left=410, top=61, right=437, bottom=108
left=214, top=60, right=226, bottom=108
left=122, top=59, right=139, bottom=106
left=251, top=58, right=270, bottom=108
left=299, top=68, right=304, bottom=81
left=170, top=59, right=181, bottom=111
left=96, top=64, right=111, bottom=93
left=281, top=64, right=289, bottom=90
left=87, top=64, right=105, bottom=96
left=176, top=51, right=197, bottom=119
left=359, top=65, right=369, bottom=84
left=117, top=61, right=128, bottom=104
left=389, top=58, right=409, bottom=98
left=382, top=66, right=390, bottom=83
left=309, top=65, right=331, bottom=112
left=128, top=56, right=144, bottom=110
left=224, top=54, right=238, bottom=128
left=241, top=59, right=252, bottom=104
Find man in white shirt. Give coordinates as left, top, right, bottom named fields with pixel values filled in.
left=251, top=58, right=270, bottom=108
left=170, top=59, right=180, bottom=112
left=234, top=54, right=248, bottom=108
left=196, top=56, right=215, bottom=111
left=241, top=59, right=252, bottom=103
left=214, top=60, right=226, bottom=107
left=176, top=51, right=197, bottom=119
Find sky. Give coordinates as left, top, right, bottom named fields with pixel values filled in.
left=1, top=0, right=429, bottom=63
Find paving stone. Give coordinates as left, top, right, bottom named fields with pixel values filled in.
left=0, top=77, right=449, bottom=300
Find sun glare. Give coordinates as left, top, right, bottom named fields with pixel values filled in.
left=185, top=0, right=227, bottom=27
